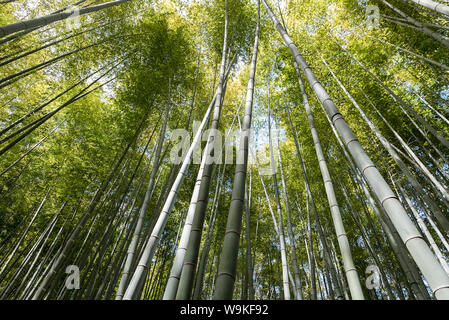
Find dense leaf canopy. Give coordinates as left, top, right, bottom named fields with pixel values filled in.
left=0, top=0, right=449, bottom=301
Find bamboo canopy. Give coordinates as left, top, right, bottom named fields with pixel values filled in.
left=0, top=0, right=449, bottom=301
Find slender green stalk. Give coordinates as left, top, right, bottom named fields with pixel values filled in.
left=213, top=1, right=259, bottom=299
left=261, top=0, right=449, bottom=299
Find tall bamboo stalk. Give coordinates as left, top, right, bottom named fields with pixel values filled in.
left=0, top=0, right=131, bottom=38
left=31, top=115, right=146, bottom=299
left=292, top=61, right=364, bottom=300
left=213, top=0, right=260, bottom=300
left=407, top=0, right=449, bottom=15
left=123, top=93, right=218, bottom=300
left=276, top=136, right=303, bottom=300
left=162, top=95, right=219, bottom=300
left=321, top=56, right=449, bottom=234
left=261, top=0, right=449, bottom=299
left=175, top=0, right=230, bottom=299
left=268, top=104, right=290, bottom=300
left=115, top=83, right=172, bottom=299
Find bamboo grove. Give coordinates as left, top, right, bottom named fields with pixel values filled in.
left=0, top=0, right=449, bottom=301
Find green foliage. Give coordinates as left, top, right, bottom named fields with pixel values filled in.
left=0, top=0, right=448, bottom=301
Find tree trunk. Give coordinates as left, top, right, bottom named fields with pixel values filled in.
left=277, top=138, right=303, bottom=300
left=115, top=81, right=172, bottom=299
left=261, top=0, right=449, bottom=299
left=0, top=0, right=131, bottom=38
left=293, top=61, right=364, bottom=300
left=175, top=0, right=230, bottom=300
left=267, top=104, right=290, bottom=300
left=31, top=115, right=146, bottom=299
left=213, top=0, right=260, bottom=300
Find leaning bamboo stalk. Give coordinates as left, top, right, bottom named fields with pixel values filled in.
left=115, top=84, right=172, bottom=300
left=380, top=0, right=449, bottom=49
left=0, top=123, right=60, bottom=177
left=176, top=1, right=230, bottom=300
left=406, top=127, right=449, bottom=182
left=329, top=32, right=449, bottom=151
left=381, top=14, right=449, bottom=31
left=285, top=100, right=341, bottom=299
left=321, top=57, right=449, bottom=233
left=396, top=181, right=449, bottom=275
left=418, top=95, right=449, bottom=127
left=123, top=91, right=220, bottom=300
left=261, top=0, right=449, bottom=299
left=292, top=61, right=364, bottom=300
left=323, top=103, right=432, bottom=299
left=213, top=1, right=260, bottom=300
left=0, top=73, right=118, bottom=158
left=407, top=0, right=449, bottom=16
left=0, top=0, right=131, bottom=38
left=282, top=63, right=341, bottom=298
left=0, top=38, right=111, bottom=89
left=323, top=108, right=399, bottom=299
left=277, top=135, right=303, bottom=300
left=267, top=104, right=290, bottom=300
left=357, top=86, right=449, bottom=232
left=0, top=57, right=122, bottom=137
left=0, top=0, right=91, bottom=45
left=1, top=201, right=65, bottom=299
left=31, top=117, right=145, bottom=299
left=371, top=95, right=449, bottom=203
left=162, top=96, right=217, bottom=300
left=0, top=19, right=118, bottom=68
left=19, top=204, right=78, bottom=299
left=0, top=189, right=49, bottom=278
left=363, top=33, right=449, bottom=71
